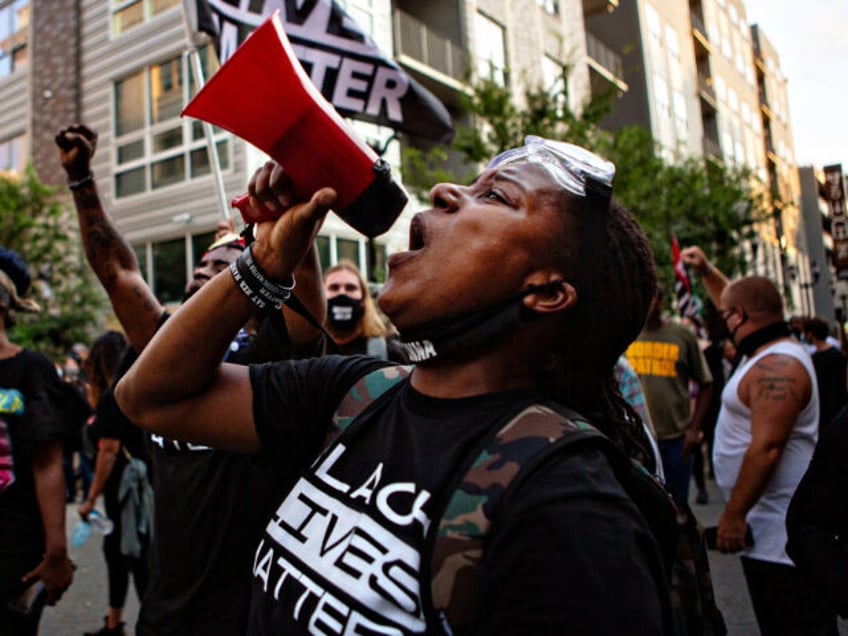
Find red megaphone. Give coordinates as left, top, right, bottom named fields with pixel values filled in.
left=181, top=11, right=407, bottom=238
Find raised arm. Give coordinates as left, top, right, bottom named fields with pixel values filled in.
left=55, top=125, right=163, bottom=352
left=680, top=245, right=729, bottom=307
left=115, top=163, right=336, bottom=453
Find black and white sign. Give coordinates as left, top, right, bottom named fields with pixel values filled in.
left=196, top=0, right=455, bottom=143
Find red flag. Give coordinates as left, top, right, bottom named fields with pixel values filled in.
left=672, top=235, right=691, bottom=293
left=672, top=235, right=701, bottom=319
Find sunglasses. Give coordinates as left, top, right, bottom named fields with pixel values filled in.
left=720, top=307, right=748, bottom=323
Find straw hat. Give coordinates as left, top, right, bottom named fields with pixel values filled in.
left=0, top=248, right=40, bottom=313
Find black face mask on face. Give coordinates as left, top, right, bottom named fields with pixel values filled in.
left=398, top=282, right=564, bottom=363
left=327, top=294, right=365, bottom=331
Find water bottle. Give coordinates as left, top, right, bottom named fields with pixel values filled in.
left=89, top=510, right=114, bottom=536
left=70, top=510, right=114, bottom=548
left=70, top=519, right=92, bottom=548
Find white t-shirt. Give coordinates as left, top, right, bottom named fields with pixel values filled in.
left=712, top=339, right=818, bottom=565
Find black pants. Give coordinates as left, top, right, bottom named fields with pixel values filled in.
left=741, top=556, right=838, bottom=636
left=103, top=524, right=149, bottom=609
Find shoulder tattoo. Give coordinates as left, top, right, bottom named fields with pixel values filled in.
left=752, top=356, right=803, bottom=404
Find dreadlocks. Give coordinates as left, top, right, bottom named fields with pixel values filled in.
left=541, top=196, right=658, bottom=468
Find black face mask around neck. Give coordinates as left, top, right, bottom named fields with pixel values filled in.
left=398, top=282, right=563, bottom=363
left=735, top=320, right=792, bottom=358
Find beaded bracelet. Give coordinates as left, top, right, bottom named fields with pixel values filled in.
left=67, top=173, right=95, bottom=191
left=229, top=245, right=294, bottom=310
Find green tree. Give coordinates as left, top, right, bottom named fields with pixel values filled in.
left=601, top=126, right=766, bottom=292
left=0, top=167, right=107, bottom=360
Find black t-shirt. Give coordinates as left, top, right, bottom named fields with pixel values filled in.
left=331, top=334, right=409, bottom=363
left=0, top=349, right=69, bottom=590
left=131, top=310, right=307, bottom=636
left=787, top=410, right=848, bottom=616
left=811, top=347, right=848, bottom=432
left=87, top=384, right=150, bottom=520
left=248, top=355, right=667, bottom=634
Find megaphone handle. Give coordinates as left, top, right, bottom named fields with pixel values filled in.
left=231, top=194, right=282, bottom=224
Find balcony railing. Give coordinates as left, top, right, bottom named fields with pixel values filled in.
left=393, top=9, right=467, bottom=82
left=697, top=71, right=716, bottom=104
left=691, top=12, right=708, bottom=39
left=585, top=31, right=623, bottom=81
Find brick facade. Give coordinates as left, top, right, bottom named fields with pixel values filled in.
left=30, top=0, right=80, bottom=186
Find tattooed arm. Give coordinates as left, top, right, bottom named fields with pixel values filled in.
left=716, top=352, right=813, bottom=552
left=56, top=125, right=163, bottom=351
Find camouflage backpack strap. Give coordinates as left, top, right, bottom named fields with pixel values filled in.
left=325, top=364, right=413, bottom=447
left=427, top=402, right=600, bottom=633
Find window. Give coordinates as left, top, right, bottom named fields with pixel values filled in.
left=0, top=0, right=28, bottom=78
left=112, top=0, right=180, bottom=36
left=475, top=12, right=507, bottom=86
left=728, top=88, right=738, bottom=112
left=315, top=234, right=388, bottom=283
left=337, top=238, right=360, bottom=264
left=151, top=237, right=187, bottom=304
left=541, top=55, right=567, bottom=110
left=0, top=133, right=25, bottom=173
left=537, top=0, right=559, bottom=14
left=113, top=47, right=230, bottom=198
left=645, top=5, right=661, bottom=44
left=653, top=75, right=669, bottom=112
left=133, top=230, right=220, bottom=304
left=714, top=76, right=726, bottom=103
left=665, top=25, right=679, bottom=61
left=673, top=92, right=688, bottom=132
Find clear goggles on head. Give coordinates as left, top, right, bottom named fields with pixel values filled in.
left=486, top=135, right=615, bottom=209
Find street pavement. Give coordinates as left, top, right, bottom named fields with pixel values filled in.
left=39, top=505, right=139, bottom=636
left=38, top=475, right=843, bottom=635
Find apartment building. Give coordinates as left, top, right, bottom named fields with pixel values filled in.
left=797, top=165, right=840, bottom=323
left=587, top=0, right=705, bottom=159
left=1, top=0, right=617, bottom=303
left=584, top=0, right=811, bottom=306
left=750, top=25, right=804, bottom=298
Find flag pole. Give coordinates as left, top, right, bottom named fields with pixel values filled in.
left=179, top=0, right=231, bottom=222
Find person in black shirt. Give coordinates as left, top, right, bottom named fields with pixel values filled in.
left=79, top=331, right=149, bottom=636
left=117, top=137, right=670, bottom=634
left=56, top=125, right=326, bottom=635
left=803, top=316, right=847, bottom=433
left=0, top=248, right=75, bottom=635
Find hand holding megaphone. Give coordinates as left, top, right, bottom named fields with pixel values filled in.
left=181, top=11, right=407, bottom=237
left=247, top=160, right=337, bottom=280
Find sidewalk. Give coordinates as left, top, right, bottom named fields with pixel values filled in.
left=691, top=474, right=847, bottom=635
left=689, top=475, right=759, bottom=635
left=39, top=504, right=139, bottom=635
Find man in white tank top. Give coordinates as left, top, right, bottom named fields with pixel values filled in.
left=681, top=246, right=836, bottom=635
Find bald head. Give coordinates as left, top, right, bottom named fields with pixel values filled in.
left=723, top=276, right=784, bottom=324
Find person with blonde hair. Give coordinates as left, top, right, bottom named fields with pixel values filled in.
left=324, top=259, right=407, bottom=361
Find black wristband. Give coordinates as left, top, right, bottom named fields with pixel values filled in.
left=67, top=173, right=94, bottom=191
left=229, top=245, right=294, bottom=310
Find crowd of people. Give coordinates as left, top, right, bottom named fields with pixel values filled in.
left=0, top=123, right=846, bottom=635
